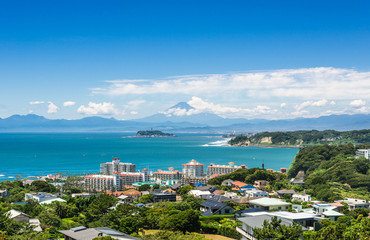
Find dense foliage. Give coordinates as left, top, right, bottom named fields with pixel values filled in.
left=229, top=129, right=370, bottom=146
left=287, top=144, right=370, bottom=201
left=136, top=130, right=175, bottom=137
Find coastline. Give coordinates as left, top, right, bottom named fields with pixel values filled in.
left=228, top=143, right=301, bottom=149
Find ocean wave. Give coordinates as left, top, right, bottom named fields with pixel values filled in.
left=8, top=176, right=14, bottom=178
left=202, top=139, right=230, bottom=147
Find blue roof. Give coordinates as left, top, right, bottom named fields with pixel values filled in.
left=241, top=185, right=256, bottom=189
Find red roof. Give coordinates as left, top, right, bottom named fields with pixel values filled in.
left=232, top=181, right=247, bottom=188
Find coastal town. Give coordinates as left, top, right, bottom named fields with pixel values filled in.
left=0, top=147, right=369, bottom=239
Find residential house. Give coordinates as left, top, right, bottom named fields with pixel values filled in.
left=6, top=210, right=31, bottom=223
left=59, top=226, right=140, bottom=240
left=213, top=190, right=225, bottom=195
left=71, top=193, right=98, bottom=198
left=253, top=180, right=269, bottom=189
left=200, top=199, right=234, bottom=216
left=231, top=181, right=247, bottom=190
left=335, top=198, right=369, bottom=210
left=151, top=191, right=176, bottom=202
left=328, top=202, right=344, bottom=212
left=244, top=189, right=269, bottom=198
left=292, top=193, right=311, bottom=202
left=0, top=189, right=9, bottom=198
left=291, top=178, right=305, bottom=187
left=248, top=197, right=292, bottom=211
left=6, top=210, right=42, bottom=231
left=25, top=192, right=66, bottom=205
left=122, top=189, right=142, bottom=200
left=188, top=190, right=212, bottom=199
left=275, top=189, right=296, bottom=198
left=224, top=191, right=238, bottom=198
left=221, top=179, right=234, bottom=186
left=237, top=211, right=324, bottom=240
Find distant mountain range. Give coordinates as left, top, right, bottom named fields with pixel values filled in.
left=0, top=102, right=369, bottom=133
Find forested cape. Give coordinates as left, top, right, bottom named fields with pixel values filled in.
left=288, top=144, right=370, bottom=198
left=228, top=129, right=370, bottom=146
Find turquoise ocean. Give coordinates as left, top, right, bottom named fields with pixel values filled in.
left=0, top=133, right=299, bottom=181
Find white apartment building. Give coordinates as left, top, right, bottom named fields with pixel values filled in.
left=85, top=169, right=150, bottom=191
left=182, top=159, right=205, bottom=177
left=207, top=162, right=246, bottom=176
left=356, top=149, right=370, bottom=159
left=153, top=167, right=183, bottom=180
left=100, top=158, right=136, bottom=175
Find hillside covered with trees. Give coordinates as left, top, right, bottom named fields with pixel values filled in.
left=228, top=129, right=370, bottom=147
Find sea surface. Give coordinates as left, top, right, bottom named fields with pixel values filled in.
left=0, top=133, right=299, bottom=181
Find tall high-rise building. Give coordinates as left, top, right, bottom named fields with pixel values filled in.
left=100, top=158, right=136, bottom=175
left=182, top=159, right=204, bottom=178
left=207, top=162, right=246, bottom=176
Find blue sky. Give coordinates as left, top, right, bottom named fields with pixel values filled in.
left=0, top=0, right=369, bottom=119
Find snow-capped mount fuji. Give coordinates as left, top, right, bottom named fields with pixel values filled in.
left=135, top=102, right=249, bottom=126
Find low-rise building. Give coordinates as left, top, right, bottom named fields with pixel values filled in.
left=231, top=181, right=247, bottom=190
left=151, top=191, right=176, bottom=202
left=200, top=199, right=234, bottom=216
left=356, top=149, right=370, bottom=159
left=292, top=193, right=311, bottom=202
left=243, top=189, right=269, bottom=198
left=237, top=211, right=324, bottom=239
left=0, top=189, right=9, bottom=198
left=335, top=198, right=369, bottom=210
left=207, top=162, right=246, bottom=176
left=253, top=180, right=269, bottom=189
left=59, top=226, right=140, bottom=240
left=71, top=193, right=99, bottom=198
left=6, top=210, right=31, bottom=223
left=248, top=197, right=292, bottom=211
left=121, top=189, right=142, bottom=202
left=276, top=189, right=296, bottom=198
left=221, top=179, right=234, bottom=186
left=25, top=192, right=66, bottom=204
left=189, top=190, right=212, bottom=198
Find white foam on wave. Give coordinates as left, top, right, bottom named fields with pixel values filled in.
left=202, top=138, right=230, bottom=147
left=8, top=176, right=14, bottom=178
left=0, top=174, right=5, bottom=177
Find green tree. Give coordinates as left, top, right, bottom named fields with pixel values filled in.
left=178, top=185, right=193, bottom=196
left=38, top=211, right=62, bottom=228
left=159, top=209, right=200, bottom=233
left=120, top=217, right=138, bottom=234
left=138, top=184, right=151, bottom=191
left=253, top=216, right=303, bottom=240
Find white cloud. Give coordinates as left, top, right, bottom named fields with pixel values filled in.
left=125, top=100, right=146, bottom=109
left=47, top=102, right=59, bottom=114
left=29, top=101, right=45, bottom=105
left=93, top=68, right=370, bottom=101
left=63, top=101, right=76, bottom=107
left=77, top=102, right=124, bottom=115
left=296, top=99, right=328, bottom=111
left=349, top=99, right=366, bottom=107
left=330, top=101, right=336, bottom=105
left=280, top=103, right=287, bottom=108
left=161, top=96, right=278, bottom=118
left=130, top=111, right=138, bottom=115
